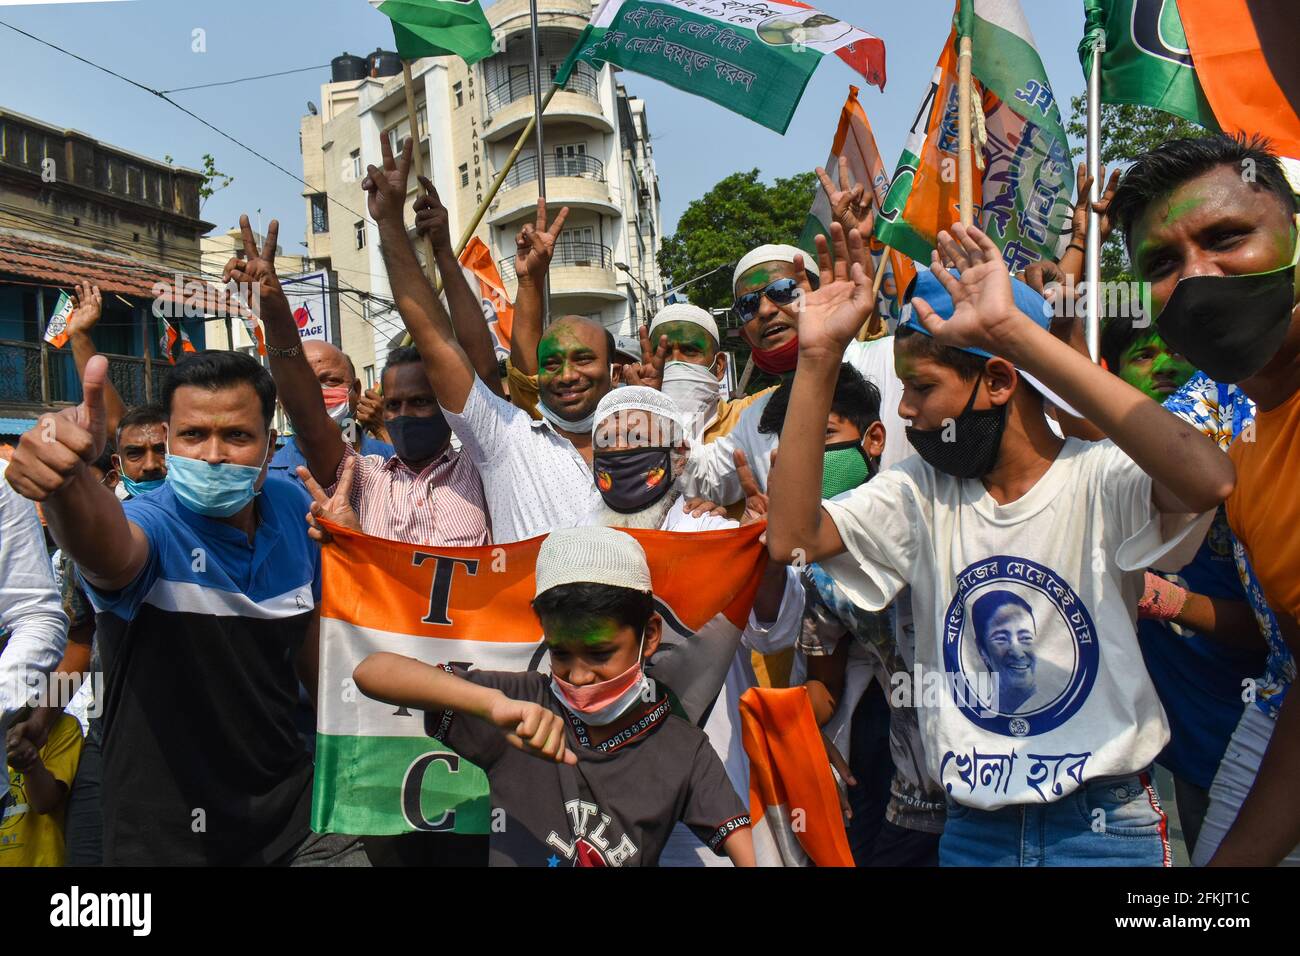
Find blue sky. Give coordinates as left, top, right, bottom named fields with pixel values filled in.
left=0, top=0, right=1092, bottom=257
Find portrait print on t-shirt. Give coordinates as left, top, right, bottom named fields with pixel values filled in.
left=944, top=556, right=1099, bottom=739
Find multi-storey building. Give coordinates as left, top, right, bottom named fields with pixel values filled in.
left=0, top=107, right=212, bottom=436
left=300, top=0, right=663, bottom=372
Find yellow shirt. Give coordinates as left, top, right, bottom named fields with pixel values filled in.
left=1, top=713, right=83, bottom=867
left=703, top=386, right=778, bottom=445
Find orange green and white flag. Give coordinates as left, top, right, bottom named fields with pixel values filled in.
left=312, top=522, right=766, bottom=837
left=43, top=290, right=74, bottom=349
left=555, top=0, right=886, bottom=135
left=799, top=85, right=917, bottom=313
left=740, top=686, right=854, bottom=867
left=877, top=0, right=1072, bottom=273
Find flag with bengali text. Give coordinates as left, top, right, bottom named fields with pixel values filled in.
left=311, top=521, right=766, bottom=837
left=877, top=0, right=1072, bottom=273
left=555, top=0, right=886, bottom=135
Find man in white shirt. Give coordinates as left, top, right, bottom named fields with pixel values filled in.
left=0, top=460, right=69, bottom=778
left=365, top=136, right=610, bottom=543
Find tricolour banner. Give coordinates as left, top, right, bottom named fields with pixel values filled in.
left=555, top=0, right=886, bottom=135
left=740, top=686, right=853, bottom=866
left=877, top=1, right=1072, bottom=273
left=312, top=521, right=767, bottom=836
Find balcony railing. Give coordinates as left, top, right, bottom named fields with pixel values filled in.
left=501, top=153, right=605, bottom=191
left=498, top=240, right=612, bottom=282
left=485, top=63, right=599, bottom=114
left=0, top=340, right=165, bottom=408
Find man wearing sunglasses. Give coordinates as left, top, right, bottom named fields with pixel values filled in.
left=685, top=232, right=914, bottom=506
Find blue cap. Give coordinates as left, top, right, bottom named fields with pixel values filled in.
left=900, top=269, right=1054, bottom=359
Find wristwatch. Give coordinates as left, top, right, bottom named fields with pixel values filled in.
left=265, top=342, right=303, bottom=359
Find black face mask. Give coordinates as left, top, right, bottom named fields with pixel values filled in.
left=388, top=415, right=451, bottom=463
left=1155, top=246, right=1299, bottom=384
left=593, top=447, right=673, bottom=514
left=905, top=379, right=1007, bottom=480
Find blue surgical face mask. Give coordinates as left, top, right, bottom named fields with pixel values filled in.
left=165, top=439, right=271, bottom=518
left=121, top=474, right=166, bottom=498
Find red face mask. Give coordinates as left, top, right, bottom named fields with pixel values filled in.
left=749, top=335, right=800, bottom=374
left=549, top=633, right=648, bottom=726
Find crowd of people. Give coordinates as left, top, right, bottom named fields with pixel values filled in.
left=1, top=126, right=1297, bottom=868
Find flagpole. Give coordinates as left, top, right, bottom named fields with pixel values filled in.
left=528, top=0, right=551, bottom=327
left=401, top=59, right=439, bottom=286
left=1084, top=31, right=1105, bottom=363
left=856, top=245, right=893, bottom=341
left=957, top=32, right=974, bottom=227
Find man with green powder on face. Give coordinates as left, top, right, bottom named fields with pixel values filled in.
left=1103, top=134, right=1300, bottom=867
left=1101, top=320, right=1197, bottom=402
left=364, top=138, right=610, bottom=543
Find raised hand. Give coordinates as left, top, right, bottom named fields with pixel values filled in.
left=488, top=696, right=577, bottom=765
left=356, top=387, right=388, bottom=440
left=735, top=449, right=769, bottom=526
left=223, top=215, right=287, bottom=318
left=515, top=197, right=570, bottom=285
left=621, top=324, right=668, bottom=389
left=362, top=135, right=413, bottom=225
left=815, top=156, right=875, bottom=233
left=413, top=175, right=452, bottom=255
left=66, top=281, right=103, bottom=336
left=6, top=355, right=109, bottom=502
left=1070, top=163, right=1122, bottom=247
left=793, top=222, right=876, bottom=358
left=912, top=223, right=1024, bottom=355
left=298, top=458, right=361, bottom=544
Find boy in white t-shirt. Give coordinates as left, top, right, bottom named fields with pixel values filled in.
left=767, top=223, right=1236, bottom=866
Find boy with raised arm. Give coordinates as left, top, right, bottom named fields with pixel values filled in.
left=766, top=222, right=1235, bottom=866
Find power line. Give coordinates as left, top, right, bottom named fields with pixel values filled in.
left=0, top=19, right=370, bottom=227
left=162, top=64, right=329, bottom=95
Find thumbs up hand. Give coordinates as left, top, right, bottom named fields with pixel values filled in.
left=6, top=355, right=110, bottom=502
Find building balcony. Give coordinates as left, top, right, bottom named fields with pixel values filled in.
left=0, top=339, right=167, bottom=410
left=487, top=0, right=593, bottom=35
left=489, top=153, right=620, bottom=224
left=482, top=65, right=611, bottom=142
left=498, top=241, right=624, bottom=302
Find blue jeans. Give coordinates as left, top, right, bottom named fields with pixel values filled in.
left=939, top=770, right=1171, bottom=867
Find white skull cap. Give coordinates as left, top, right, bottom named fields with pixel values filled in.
left=592, top=385, right=687, bottom=437
left=648, top=303, right=719, bottom=345
left=733, top=243, right=820, bottom=291
left=534, top=526, right=652, bottom=597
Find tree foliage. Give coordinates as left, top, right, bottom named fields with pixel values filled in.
left=1066, top=95, right=1204, bottom=281
left=659, top=168, right=816, bottom=311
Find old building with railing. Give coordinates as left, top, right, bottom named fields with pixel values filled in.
left=300, top=0, right=663, bottom=369
left=0, top=108, right=212, bottom=438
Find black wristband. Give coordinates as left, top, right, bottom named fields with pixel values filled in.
left=1066, top=242, right=1086, bottom=255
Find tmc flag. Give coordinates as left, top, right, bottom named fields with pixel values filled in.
left=555, top=0, right=886, bottom=135
left=312, top=521, right=767, bottom=837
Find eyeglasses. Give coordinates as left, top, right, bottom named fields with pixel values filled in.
left=734, top=277, right=802, bottom=324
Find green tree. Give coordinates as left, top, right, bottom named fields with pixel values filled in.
left=659, top=168, right=815, bottom=391
left=164, top=152, right=235, bottom=210
left=1066, top=95, right=1204, bottom=282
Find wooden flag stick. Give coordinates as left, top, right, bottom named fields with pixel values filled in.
left=957, top=34, right=974, bottom=227
left=855, top=245, right=893, bottom=341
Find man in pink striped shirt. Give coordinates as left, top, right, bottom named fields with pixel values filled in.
left=244, top=216, right=491, bottom=548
